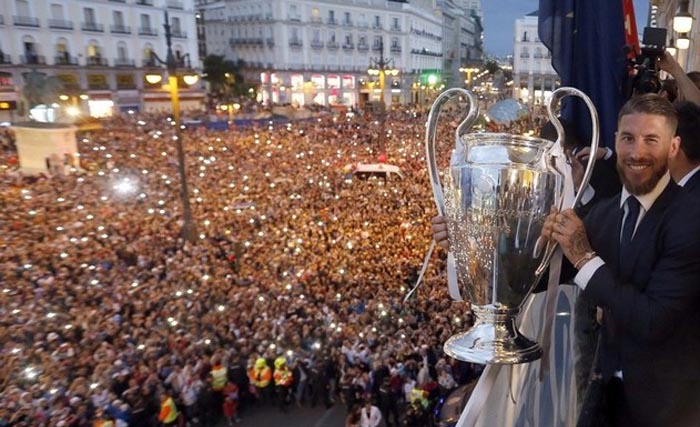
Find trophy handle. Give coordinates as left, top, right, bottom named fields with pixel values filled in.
left=535, top=87, right=599, bottom=277
left=425, top=88, right=479, bottom=215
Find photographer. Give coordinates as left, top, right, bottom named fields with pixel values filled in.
left=658, top=51, right=700, bottom=105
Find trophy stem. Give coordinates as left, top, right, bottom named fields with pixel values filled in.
left=444, top=305, right=542, bottom=364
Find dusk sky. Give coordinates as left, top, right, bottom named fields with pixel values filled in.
left=481, top=0, right=651, bottom=56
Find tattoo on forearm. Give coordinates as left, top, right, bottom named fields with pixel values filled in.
left=571, top=230, right=589, bottom=257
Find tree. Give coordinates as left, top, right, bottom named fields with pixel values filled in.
left=485, top=60, right=500, bottom=75
left=202, top=55, right=249, bottom=102
left=21, top=70, right=64, bottom=111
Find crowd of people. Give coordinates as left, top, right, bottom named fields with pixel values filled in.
left=0, top=104, right=533, bottom=427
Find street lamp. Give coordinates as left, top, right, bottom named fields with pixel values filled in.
left=459, top=67, right=480, bottom=88
left=367, top=38, right=399, bottom=112
left=673, top=0, right=693, bottom=33
left=144, top=11, right=200, bottom=243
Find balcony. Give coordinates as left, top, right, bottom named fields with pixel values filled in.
left=82, top=22, right=104, bottom=32
left=327, top=17, right=337, bottom=26
left=390, top=45, right=402, bottom=53
left=289, top=39, right=302, bottom=48
left=109, top=0, right=126, bottom=2
left=142, top=58, right=157, bottom=67
left=0, top=54, right=11, bottom=64
left=342, top=43, right=354, bottom=50
left=520, top=53, right=530, bottom=58
left=166, top=0, right=184, bottom=9
left=111, top=24, right=131, bottom=34
left=54, top=55, right=78, bottom=65
left=171, top=29, right=187, bottom=39
left=266, top=38, right=275, bottom=47
left=13, top=15, right=40, bottom=27
left=372, top=23, right=383, bottom=30
left=342, top=20, right=353, bottom=27
left=311, top=40, right=324, bottom=49
left=372, top=44, right=382, bottom=52
left=390, top=25, right=402, bottom=32
left=86, top=56, right=109, bottom=66
left=326, top=41, right=339, bottom=50
left=21, top=55, right=46, bottom=65
left=139, top=27, right=158, bottom=36
left=114, top=58, right=135, bottom=67
left=357, top=43, right=369, bottom=51
left=136, top=0, right=154, bottom=5
left=48, top=19, right=73, bottom=30
left=310, top=16, right=322, bottom=24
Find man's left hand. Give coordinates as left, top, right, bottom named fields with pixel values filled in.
left=541, top=208, right=594, bottom=267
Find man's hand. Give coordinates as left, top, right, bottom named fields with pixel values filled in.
left=431, top=215, right=449, bottom=250
left=541, top=208, right=594, bottom=267
left=574, top=146, right=608, bottom=163
left=657, top=50, right=684, bottom=75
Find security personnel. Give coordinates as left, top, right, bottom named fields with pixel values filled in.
left=158, top=389, right=179, bottom=426
left=273, top=356, right=294, bottom=411
left=248, top=357, right=272, bottom=402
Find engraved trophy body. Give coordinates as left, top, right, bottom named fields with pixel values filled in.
left=426, top=87, right=599, bottom=364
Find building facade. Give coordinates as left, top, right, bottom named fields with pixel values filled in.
left=0, top=0, right=204, bottom=122
left=200, top=0, right=476, bottom=108
left=437, top=0, right=484, bottom=89
left=512, top=10, right=558, bottom=105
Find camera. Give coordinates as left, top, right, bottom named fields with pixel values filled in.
left=628, top=27, right=668, bottom=96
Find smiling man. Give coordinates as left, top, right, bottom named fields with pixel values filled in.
left=542, top=94, right=700, bottom=426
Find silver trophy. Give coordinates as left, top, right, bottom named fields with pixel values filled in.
left=426, top=87, right=599, bottom=364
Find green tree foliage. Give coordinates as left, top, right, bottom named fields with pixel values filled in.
left=202, top=55, right=252, bottom=101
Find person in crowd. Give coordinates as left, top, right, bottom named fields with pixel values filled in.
left=157, top=388, right=179, bottom=427
left=222, top=381, right=241, bottom=425
left=669, top=101, right=700, bottom=192
left=542, top=94, right=700, bottom=426
left=273, top=356, right=294, bottom=411
left=359, top=400, right=382, bottom=427
left=657, top=51, right=700, bottom=105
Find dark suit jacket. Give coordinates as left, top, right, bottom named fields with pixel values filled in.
left=683, top=169, right=700, bottom=195
left=578, top=181, right=700, bottom=426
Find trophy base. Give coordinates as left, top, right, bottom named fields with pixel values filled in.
left=443, top=306, right=542, bottom=365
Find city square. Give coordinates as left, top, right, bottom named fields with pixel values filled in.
left=1, top=1, right=700, bottom=427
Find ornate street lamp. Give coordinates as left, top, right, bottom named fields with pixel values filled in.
left=673, top=0, right=694, bottom=33
left=144, top=11, right=200, bottom=243
left=367, top=38, right=399, bottom=112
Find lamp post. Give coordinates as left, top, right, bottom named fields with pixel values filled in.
left=145, top=11, right=199, bottom=243
left=459, top=67, right=480, bottom=88
left=367, top=39, right=399, bottom=112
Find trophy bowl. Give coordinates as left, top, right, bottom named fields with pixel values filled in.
left=425, top=88, right=599, bottom=364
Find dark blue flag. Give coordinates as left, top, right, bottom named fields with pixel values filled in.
left=538, top=0, right=628, bottom=150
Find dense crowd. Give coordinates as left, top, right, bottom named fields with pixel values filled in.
left=0, top=105, right=545, bottom=427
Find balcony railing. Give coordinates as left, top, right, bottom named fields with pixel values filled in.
left=21, top=55, right=46, bottom=65
left=171, top=29, right=187, bottom=38
left=390, top=25, right=402, bottom=32
left=342, top=43, right=354, bottom=50
left=342, top=19, right=353, bottom=27
left=54, top=55, right=78, bottom=65
left=48, top=19, right=73, bottom=29
left=142, top=58, right=157, bottom=67
left=326, top=41, right=339, bottom=50
left=88, top=83, right=110, bottom=90
left=289, top=39, right=302, bottom=48
left=114, top=58, right=135, bottom=67
left=86, top=56, right=109, bottom=66
left=111, top=24, right=131, bottom=34
left=357, top=43, right=369, bottom=51
left=390, top=45, right=402, bottom=53
left=139, top=27, right=158, bottom=36
left=310, top=16, right=322, bottom=24
left=372, top=22, right=383, bottom=29
left=0, top=54, right=11, bottom=64
left=136, top=0, right=154, bottom=5
left=166, top=0, right=184, bottom=9
left=82, top=22, right=104, bottom=32
left=327, top=18, right=337, bottom=26
left=372, top=44, right=382, bottom=52
left=13, top=15, right=40, bottom=27
left=266, top=38, right=275, bottom=47
left=311, top=40, right=324, bottom=49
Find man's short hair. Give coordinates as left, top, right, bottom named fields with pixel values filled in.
left=676, top=101, right=700, bottom=162
left=618, top=93, right=678, bottom=134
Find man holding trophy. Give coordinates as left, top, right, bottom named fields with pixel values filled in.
left=431, top=94, right=700, bottom=426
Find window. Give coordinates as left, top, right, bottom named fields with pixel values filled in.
left=50, top=3, right=64, bottom=19
left=344, top=12, right=350, bottom=24
left=392, top=17, right=399, bottom=29
left=16, top=0, right=30, bottom=17
left=117, top=42, right=128, bottom=60
left=329, top=10, right=335, bottom=22
left=345, top=33, right=352, bottom=44
left=374, top=15, right=381, bottom=28
left=172, top=16, right=181, bottom=32
left=113, top=11, right=124, bottom=26
left=329, top=30, right=336, bottom=42
left=140, top=14, right=151, bottom=29
left=84, top=8, right=96, bottom=24
left=312, top=29, right=320, bottom=42
left=522, top=31, right=528, bottom=42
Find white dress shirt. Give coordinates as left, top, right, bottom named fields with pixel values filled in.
left=360, top=405, right=382, bottom=427
left=677, top=165, right=700, bottom=187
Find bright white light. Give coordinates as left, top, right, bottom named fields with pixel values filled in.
left=114, top=179, right=136, bottom=194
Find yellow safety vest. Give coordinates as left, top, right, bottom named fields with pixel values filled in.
left=211, top=365, right=228, bottom=391
left=161, top=397, right=179, bottom=424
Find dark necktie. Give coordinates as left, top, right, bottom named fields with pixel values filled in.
left=620, top=196, right=641, bottom=253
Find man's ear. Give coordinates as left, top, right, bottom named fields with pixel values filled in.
left=670, top=135, right=681, bottom=158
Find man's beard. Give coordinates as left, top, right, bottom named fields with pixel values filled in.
left=616, top=157, right=668, bottom=195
